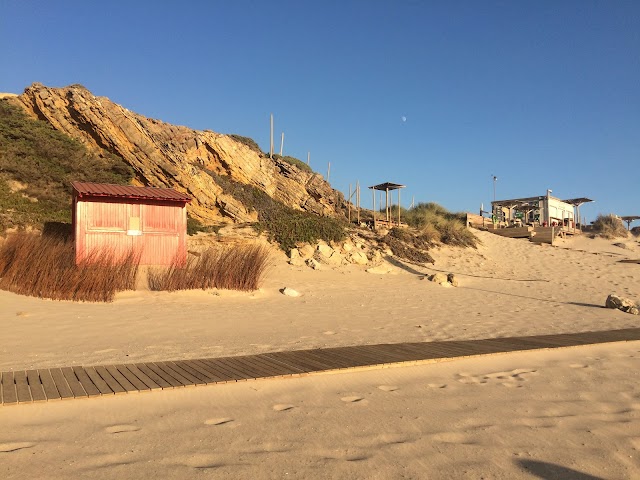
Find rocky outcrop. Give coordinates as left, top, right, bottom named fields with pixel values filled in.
left=605, top=294, right=639, bottom=315
left=15, top=83, right=344, bottom=224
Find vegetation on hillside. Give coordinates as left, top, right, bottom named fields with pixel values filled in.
left=272, top=153, right=313, bottom=173
left=385, top=202, right=478, bottom=248
left=590, top=214, right=628, bottom=239
left=229, top=134, right=263, bottom=155
left=208, top=171, right=345, bottom=252
left=0, top=99, right=133, bottom=231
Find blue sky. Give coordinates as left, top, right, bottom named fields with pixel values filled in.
left=2, top=1, right=638, bottom=222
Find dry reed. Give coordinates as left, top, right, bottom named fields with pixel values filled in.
left=148, top=244, right=270, bottom=292
left=0, top=232, right=140, bottom=302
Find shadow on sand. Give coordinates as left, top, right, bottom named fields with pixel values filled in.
left=517, top=459, right=605, bottom=480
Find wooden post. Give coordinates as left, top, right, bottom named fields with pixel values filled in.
left=348, top=184, right=352, bottom=224
left=270, top=114, right=274, bottom=159
left=327, top=162, right=331, bottom=182
left=398, top=189, right=401, bottom=226
left=385, top=188, right=389, bottom=222
left=279, top=132, right=284, bottom=156
left=356, top=180, right=360, bottom=224
left=372, top=188, right=376, bottom=230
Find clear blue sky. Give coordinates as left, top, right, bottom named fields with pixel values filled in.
left=2, top=1, right=638, bottom=222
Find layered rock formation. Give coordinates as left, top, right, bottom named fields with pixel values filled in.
left=14, top=83, right=344, bottom=223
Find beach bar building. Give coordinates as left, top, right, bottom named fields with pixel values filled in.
left=491, top=193, right=593, bottom=231
left=71, top=181, right=191, bottom=266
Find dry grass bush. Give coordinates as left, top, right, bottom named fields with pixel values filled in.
left=148, top=244, right=270, bottom=292
left=384, top=228, right=435, bottom=264
left=591, top=214, right=628, bottom=239
left=0, top=232, right=140, bottom=302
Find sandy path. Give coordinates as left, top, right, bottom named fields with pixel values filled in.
left=1, top=342, right=638, bottom=479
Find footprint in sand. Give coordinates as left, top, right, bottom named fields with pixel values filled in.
left=341, top=396, right=364, bottom=403
left=323, top=331, right=336, bottom=335
left=569, top=364, right=589, bottom=369
left=105, top=424, right=140, bottom=434
left=0, top=442, right=35, bottom=452
left=427, top=383, right=447, bottom=389
left=272, top=404, right=295, bottom=411
left=377, top=385, right=398, bottom=392
left=15, top=311, right=29, bottom=317
left=204, top=418, right=233, bottom=426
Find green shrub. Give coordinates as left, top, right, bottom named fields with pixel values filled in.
left=207, top=171, right=345, bottom=252
left=0, top=99, right=133, bottom=230
left=272, top=154, right=313, bottom=173
left=400, top=202, right=477, bottom=248
left=229, top=134, right=263, bottom=155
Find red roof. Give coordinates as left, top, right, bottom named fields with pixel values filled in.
left=71, top=181, right=191, bottom=202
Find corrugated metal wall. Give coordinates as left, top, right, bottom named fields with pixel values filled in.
left=75, top=199, right=187, bottom=266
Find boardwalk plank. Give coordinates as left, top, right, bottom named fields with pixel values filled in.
left=145, top=363, right=184, bottom=388
left=182, top=361, right=226, bottom=384
left=84, top=367, right=114, bottom=395
left=61, top=367, right=88, bottom=398
left=39, top=369, right=61, bottom=400
left=105, top=365, right=137, bottom=392
left=219, top=357, right=271, bottom=379
left=94, top=366, right=126, bottom=394
left=72, top=367, right=101, bottom=397
left=261, top=353, right=316, bottom=373
left=114, top=365, right=150, bottom=392
left=280, top=351, right=338, bottom=371
left=227, top=356, right=288, bottom=378
left=50, top=368, right=74, bottom=399
left=169, top=362, right=208, bottom=385
left=190, top=360, right=236, bottom=383
left=126, top=365, right=162, bottom=390
left=252, top=354, right=307, bottom=374
left=208, top=358, right=258, bottom=380
left=1, top=372, right=17, bottom=405
left=135, top=363, right=173, bottom=389
left=154, top=362, right=195, bottom=387
left=14, top=371, right=32, bottom=403
left=26, top=370, right=47, bottom=402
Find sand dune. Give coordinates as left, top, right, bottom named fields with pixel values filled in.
left=1, top=230, right=639, bottom=478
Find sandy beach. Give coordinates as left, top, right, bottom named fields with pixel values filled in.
left=1, top=230, right=639, bottom=478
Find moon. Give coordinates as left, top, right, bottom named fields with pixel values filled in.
left=401, top=116, right=407, bottom=122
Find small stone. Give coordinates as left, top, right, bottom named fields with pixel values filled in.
left=317, top=244, right=334, bottom=257
left=306, top=258, right=321, bottom=270
left=281, top=287, right=300, bottom=297
left=605, top=294, right=639, bottom=315
left=447, top=273, right=459, bottom=287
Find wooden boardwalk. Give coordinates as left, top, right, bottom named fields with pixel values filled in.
left=3, top=328, right=640, bottom=406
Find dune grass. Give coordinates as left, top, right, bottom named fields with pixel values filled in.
left=147, top=244, right=270, bottom=292
left=0, top=232, right=140, bottom=302
left=591, top=214, right=628, bottom=239
left=397, top=202, right=478, bottom=248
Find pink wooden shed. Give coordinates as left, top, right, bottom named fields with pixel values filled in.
left=71, top=181, right=191, bottom=266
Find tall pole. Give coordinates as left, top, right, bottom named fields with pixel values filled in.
left=356, top=180, right=360, bottom=224
left=348, top=184, right=352, bottom=224
left=270, top=114, right=274, bottom=159
left=492, top=175, right=497, bottom=202
left=279, top=132, right=284, bottom=156
left=327, top=162, right=331, bottom=182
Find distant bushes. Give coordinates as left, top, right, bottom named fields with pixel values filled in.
left=0, top=233, right=139, bottom=302
left=229, top=134, right=263, bottom=155
left=591, top=214, right=628, bottom=239
left=208, top=172, right=345, bottom=252
left=400, top=202, right=478, bottom=248
left=148, top=244, right=269, bottom=292
left=272, top=154, right=313, bottom=174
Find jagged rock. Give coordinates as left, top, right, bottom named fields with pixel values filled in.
left=281, top=287, right=300, bottom=297
left=347, top=250, right=369, bottom=265
left=298, top=244, right=316, bottom=259
left=613, top=242, right=627, bottom=249
left=306, top=258, right=321, bottom=270
left=605, top=294, right=639, bottom=315
left=447, top=273, right=459, bottom=287
left=317, top=244, right=334, bottom=258
left=430, top=273, right=449, bottom=285
left=342, top=242, right=354, bottom=252
left=289, top=248, right=305, bottom=266
left=14, top=83, right=345, bottom=225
